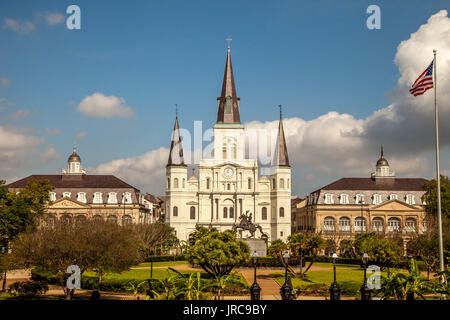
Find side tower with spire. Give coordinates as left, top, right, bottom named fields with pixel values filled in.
left=269, top=105, right=292, bottom=240
left=165, top=109, right=188, bottom=230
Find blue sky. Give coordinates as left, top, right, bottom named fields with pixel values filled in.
left=1, top=0, right=449, bottom=196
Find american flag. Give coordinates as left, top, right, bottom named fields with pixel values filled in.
left=409, top=60, right=434, bottom=96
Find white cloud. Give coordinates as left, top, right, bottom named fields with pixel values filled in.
left=0, top=125, right=43, bottom=178
left=41, top=11, right=64, bottom=25
left=89, top=147, right=169, bottom=194
left=39, top=146, right=61, bottom=164
left=77, top=93, right=135, bottom=118
left=3, top=18, right=35, bottom=34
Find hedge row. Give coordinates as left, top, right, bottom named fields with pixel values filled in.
left=144, top=255, right=187, bottom=262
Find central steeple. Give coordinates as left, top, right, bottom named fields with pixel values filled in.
left=216, top=39, right=241, bottom=124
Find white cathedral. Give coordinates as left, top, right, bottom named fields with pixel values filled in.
left=165, top=44, right=291, bottom=243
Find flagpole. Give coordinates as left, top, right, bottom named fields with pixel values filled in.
left=433, top=49, right=445, bottom=281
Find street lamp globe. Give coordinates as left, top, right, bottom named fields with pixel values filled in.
left=252, top=250, right=259, bottom=264
left=283, top=251, right=290, bottom=264
left=362, top=253, right=369, bottom=265
left=332, top=252, right=338, bottom=260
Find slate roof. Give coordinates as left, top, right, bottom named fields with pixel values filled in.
left=315, top=177, right=428, bottom=192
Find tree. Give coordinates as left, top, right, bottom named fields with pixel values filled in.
left=6, top=219, right=142, bottom=296
left=324, top=239, right=337, bottom=256
left=354, top=232, right=403, bottom=268
left=129, top=222, right=177, bottom=256
left=0, top=179, right=53, bottom=291
left=339, top=239, right=355, bottom=258
left=185, top=228, right=249, bottom=278
left=422, top=175, right=450, bottom=218
left=288, top=232, right=324, bottom=278
left=408, top=233, right=440, bottom=279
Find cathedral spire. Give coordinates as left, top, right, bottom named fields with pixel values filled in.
left=167, top=107, right=185, bottom=166
left=276, top=105, right=290, bottom=167
left=216, top=38, right=241, bottom=124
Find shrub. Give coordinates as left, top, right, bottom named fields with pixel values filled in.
left=144, top=255, right=186, bottom=262
left=8, top=280, right=49, bottom=297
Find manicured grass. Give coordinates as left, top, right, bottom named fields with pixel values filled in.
left=84, top=265, right=198, bottom=281
left=136, top=260, right=189, bottom=268
left=273, top=262, right=406, bottom=294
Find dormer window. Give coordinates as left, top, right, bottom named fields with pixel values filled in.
left=123, top=192, right=132, bottom=204
left=406, top=194, right=415, bottom=205
left=389, top=194, right=398, bottom=201
left=372, top=194, right=382, bottom=205
left=49, top=192, right=56, bottom=201
left=93, top=192, right=103, bottom=204
left=77, top=192, right=86, bottom=203
left=62, top=192, right=71, bottom=198
left=355, top=194, right=365, bottom=204
left=324, top=193, right=334, bottom=204
left=339, top=194, right=349, bottom=204
left=108, top=192, right=117, bottom=204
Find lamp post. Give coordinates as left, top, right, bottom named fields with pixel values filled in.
left=360, top=253, right=371, bottom=301
left=280, top=251, right=294, bottom=300
left=250, top=251, right=261, bottom=300
left=329, top=252, right=341, bottom=300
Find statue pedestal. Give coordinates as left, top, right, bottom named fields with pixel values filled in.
left=242, top=238, right=267, bottom=257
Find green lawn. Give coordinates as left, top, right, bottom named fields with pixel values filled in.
left=273, top=262, right=406, bottom=297
left=83, top=260, right=197, bottom=281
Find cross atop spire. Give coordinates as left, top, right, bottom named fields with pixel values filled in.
left=175, top=103, right=178, bottom=118
left=216, top=42, right=241, bottom=124
left=226, top=36, right=232, bottom=51
left=381, top=145, right=384, bottom=158
left=279, top=104, right=282, bottom=119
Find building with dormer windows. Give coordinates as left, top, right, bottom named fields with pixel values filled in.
left=7, top=146, right=151, bottom=225
left=165, top=44, right=291, bottom=242
left=293, top=148, right=428, bottom=254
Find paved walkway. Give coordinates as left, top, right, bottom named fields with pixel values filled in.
left=239, top=269, right=282, bottom=300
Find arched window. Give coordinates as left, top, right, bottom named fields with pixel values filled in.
left=173, top=206, right=178, bottom=217
left=107, top=215, right=118, bottom=224
left=389, top=194, right=398, bottom=201
left=206, top=178, right=210, bottom=189
left=75, top=215, right=86, bottom=226
left=355, top=194, right=365, bottom=204
left=63, top=192, right=71, bottom=198
left=93, top=215, right=103, bottom=222
left=182, top=179, right=185, bottom=188
left=167, top=178, right=170, bottom=189
left=122, top=215, right=132, bottom=225
left=248, top=178, right=252, bottom=190
left=190, top=206, right=196, bottom=220
left=323, top=216, right=336, bottom=232
left=46, top=215, right=56, bottom=227
left=272, top=178, right=276, bottom=189
left=405, top=218, right=417, bottom=233
left=229, top=207, right=234, bottom=219
left=339, top=217, right=351, bottom=232
left=223, top=207, right=228, bottom=218
left=279, top=207, right=284, bottom=217
left=388, top=217, right=401, bottom=233
left=355, top=217, right=366, bottom=232
left=262, top=207, right=267, bottom=220
left=227, top=184, right=230, bottom=190
left=61, top=214, right=72, bottom=225
left=280, top=179, right=285, bottom=188
left=123, top=192, right=132, bottom=204
left=174, top=178, right=179, bottom=188
left=372, top=217, right=384, bottom=233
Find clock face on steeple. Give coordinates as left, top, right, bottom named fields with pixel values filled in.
left=223, top=167, right=234, bottom=178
